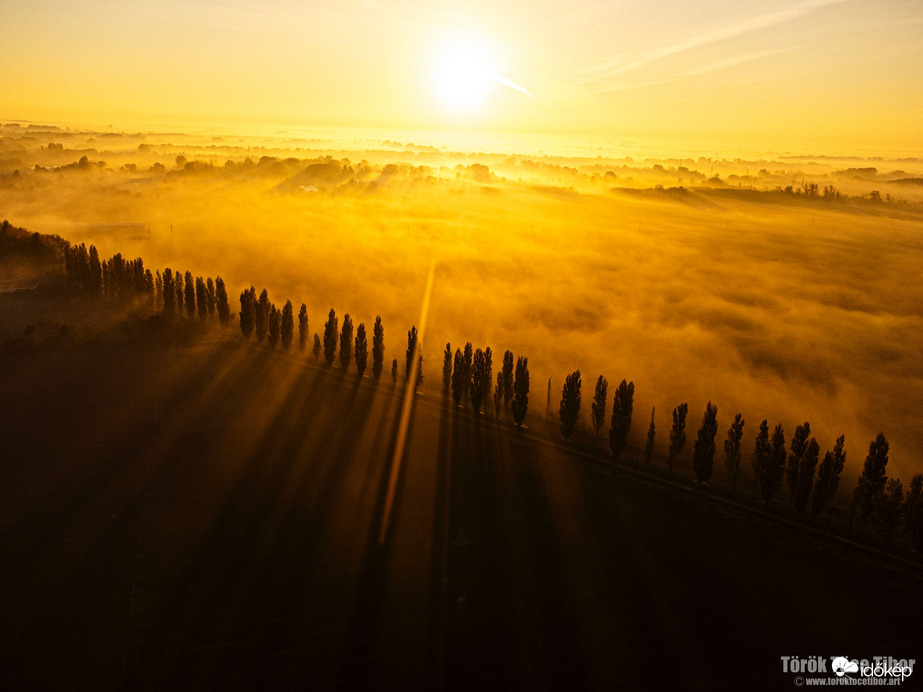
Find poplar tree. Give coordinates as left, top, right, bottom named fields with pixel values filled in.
left=759, top=424, right=786, bottom=504
left=298, top=303, right=308, bottom=351
left=442, top=343, right=452, bottom=392
left=195, top=276, right=207, bottom=322
left=811, top=435, right=846, bottom=521
left=354, top=323, right=368, bottom=377
left=493, top=373, right=502, bottom=418
left=313, top=333, right=321, bottom=360
left=786, top=422, right=812, bottom=494
left=609, top=379, right=634, bottom=463
left=502, top=350, right=514, bottom=405
left=206, top=277, right=216, bottom=317
left=857, top=433, right=890, bottom=520
left=559, top=370, right=582, bottom=440
left=591, top=375, right=608, bottom=436
left=391, top=358, right=398, bottom=384
left=267, top=304, right=280, bottom=347
left=340, top=313, right=353, bottom=370
left=255, top=289, right=270, bottom=343
left=692, top=401, right=718, bottom=484
left=470, top=348, right=487, bottom=414
left=751, top=419, right=770, bottom=484
left=793, top=438, right=820, bottom=516
left=723, top=413, right=745, bottom=491
left=643, top=407, right=656, bottom=465
left=406, top=326, right=422, bottom=387
left=239, top=286, right=256, bottom=338
left=184, top=271, right=196, bottom=319
left=215, top=276, right=230, bottom=328
left=372, top=316, right=384, bottom=381
left=511, top=356, right=529, bottom=427
left=323, top=308, right=338, bottom=365
left=162, top=268, right=176, bottom=315
left=451, top=349, right=465, bottom=405
left=667, top=403, right=689, bottom=474
left=462, top=343, right=473, bottom=402
left=281, top=300, right=294, bottom=350
left=871, top=478, right=904, bottom=546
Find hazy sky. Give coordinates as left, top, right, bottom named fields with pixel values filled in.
left=5, top=0, right=923, bottom=152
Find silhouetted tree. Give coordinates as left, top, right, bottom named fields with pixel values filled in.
left=443, top=343, right=452, bottom=392
left=559, top=370, right=581, bottom=440
left=281, top=300, right=294, bottom=350
left=215, top=276, right=230, bottom=328
left=482, top=347, right=493, bottom=406
left=206, top=277, right=216, bottom=317
left=340, top=314, right=353, bottom=370
left=195, top=276, right=207, bottom=322
left=667, top=403, right=688, bottom=474
left=239, top=286, right=256, bottom=338
left=184, top=271, right=196, bottom=319
left=643, top=407, right=655, bottom=465
left=871, top=478, right=904, bottom=546
left=855, top=433, right=889, bottom=520
left=266, top=304, right=279, bottom=347
left=355, top=323, right=368, bottom=378
left=692, top=401, right=718, bottom=484
left=391, top=358, right=398, bottom=385
left=786, top=422, right=812, bottom=494
left=591, top=375, right=608, bottom=436
left=811, top=435, right=846, bottom=522
left=470, top=349, right=488, bottom=414
left=406, top=326, right=423, bottom=388
left=312, top=333, right=321, bottom=360
left=372, top=316, right=384, bottom=381
left=723, top=414, right=745, bottom=491
left=462, top=342, right=473, bottom=402
left=904, top=474, right=923, bottom=553
left=759, top=424, right=786, bottom=504
left=88, top=245, right=102, bottom=296
left=298, top=303, right=308, bottom=351
left=793, top=438, right=820, bottom=516
left=512, top=356, right=529, bottom=427
left=752, top=419, right=770, bottom=483
left=162, top=268, right=176, bottom=315
left=609, top=379, right=634, bottom=463
left=502, top=350, right=514, bottom=405
left=451, top=349, right=465, bottom=405
left=323, top=309, right=338, bottom=366
left=174, top=271, right=184, bottom=315
left=255, top=289, right=270, bottom=342
left=154, top=271, right=163, bottom=312
left=493, top=372, right=502, bottom=418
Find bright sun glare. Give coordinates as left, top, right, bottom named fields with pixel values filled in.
left=431, top=41, right=495, bottom=112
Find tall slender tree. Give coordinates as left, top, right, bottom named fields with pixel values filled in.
left=609, top=379, right=635, bottom=462
left=462, top=343, right=473, bottom=402
left=391, top=358, right=398, bottom=385
left=267, top=304, right=280, bottom=347
left=643, top=407, right=656, bottom=465
left=786, top=422, right=812, bottom=494
left=559, top=370, right=582, bottom=440
left=323, top=308, right=338, bottom=366
left=162, top=268, right=176, bottom=315
left=855, top=433, right=890, bottom=520
left=811, top=435, right=846, bottom=521
left=442, top=343, right=452, bottom=392
left=298, top=303, right=308, bottom=351
left=195, top=276, right=207, bottom=322
left=406, top=326, right=422, bottom=387
left=340, top=314, right=354, bottom=370
left=215, top=276, right=230, bottom=327
left=871, top=478, right=904, bottom=546
left=372, top=316, right=384, bottom=381
left=280, top=300, right=294, bottom=350
left=239, top=286, right=256, bottom=338
left=313, top=333, right=321, bottom=360
left=184, top=271, right=196, bottom=319
left=451, top=349, right=465, bottom=405
left=667, top=403, right=689, bottom=474
left=692, top=401, right=718, bottom=484
left=255, top=289, right=270, bottom=342
left=723, top=413, right=745, bottom=491
left=793, top=438, right=820, bottom=516
left=493, top=372, right=502, bottom=418
left=759, top=424, right=787, bottom=504
left=511, top=356, right=529, bottom=427
left=470, top=348, right=487, bottom=414
left=502, top=350, right=514, bottom=405
left=206, top=277, right=216, bottom=317
left=751, top=419, right=770, bottom=484
left=591, top=375, right=608, bottom=436
left=354, top=323, right=368, bottom=378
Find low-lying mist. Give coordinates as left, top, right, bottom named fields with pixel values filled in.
left=3, top=123, right=922, bottom=480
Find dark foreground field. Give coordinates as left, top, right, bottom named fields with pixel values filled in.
left=1, top=331, right=920, bottom=691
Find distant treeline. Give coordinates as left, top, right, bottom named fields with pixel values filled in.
left=5, top=219, right=921, bottom=556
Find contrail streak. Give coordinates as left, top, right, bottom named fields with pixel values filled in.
left=491, top=73, right=537, bottom=99
left=378, top=258, right=436, bottom=546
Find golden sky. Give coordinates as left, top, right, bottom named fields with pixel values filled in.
left=5, top=0, right=923, bottom=153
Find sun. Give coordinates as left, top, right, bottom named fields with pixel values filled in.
left=431, top=40, right=495, bottom=112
